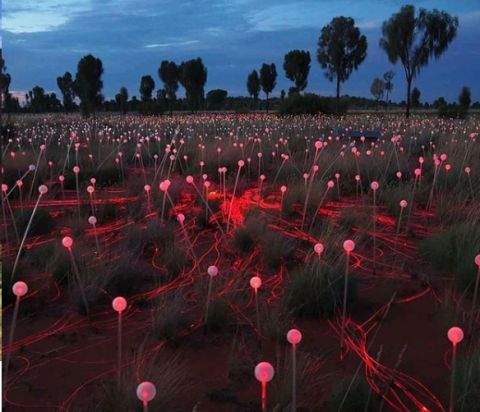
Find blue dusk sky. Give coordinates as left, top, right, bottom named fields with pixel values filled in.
left=2, top=0, right=480, bottom=103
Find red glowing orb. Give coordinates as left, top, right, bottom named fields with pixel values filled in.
left=207, top=265, right=219, bottom=277
left=13, top=281, right=29, bottom=297
left=255, top=362, right=274, bottom=383
left=250, top=276, right=262, bottom=290
left=112, top=296, right=127, bottom=313
left=343, top=240, right=355, bottom=253
left=287, top=328, right=302, bottom=345
left=136, top=381, right=156, bottom=403
left=62, top=236, right=73, bottom=249
left=447, top=326, right=464, bottom=345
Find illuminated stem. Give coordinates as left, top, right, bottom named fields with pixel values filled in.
left=205, top=276, right=213, bottom=329
left=11, top=193, right=44, bottom=282
left=291, top=344, right=297, bottom=412
left=449, top=344, right=457, bottom=412
left=468, top=268, right=480, bottom=336
left=68, top=249, right=90, bottom=316
left=340, top=253, right=350, bottom=354
left=117, top=312, right=122, bottom=387
left=372, top=190, right=377, bottom=272
left=4, top=296, right=21, bottom=384
left=226, top=167, right=242, bottom=232
left=261, top=381, right=267, bottom=412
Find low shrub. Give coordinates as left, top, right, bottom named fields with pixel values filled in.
left=278, top=93, right=348, bottom=115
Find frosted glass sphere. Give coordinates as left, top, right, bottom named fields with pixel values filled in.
left=447, top=326, right=464, bottom=345
left=136, top=381, right=156, bottom=403
left=250, top=276, right=262, bottom=290
left=255, top=362, right=274, bottom=383
left=343, top=240, right=355, bottom=253
left=207, top=265, right=219, bottom=277
left=287, top=328, right=302, bottom=345
left=13, top=281, right=28, bottom=297
left=112, top=296, right=127, bottom=313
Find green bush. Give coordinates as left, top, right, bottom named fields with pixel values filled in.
left=285, top=263, right=357, bottom=318
left=278, top=93, right=348, bottom=115
left=419, top=224, right=480, bottom=291
left=328, top=375, right=379, bottom=411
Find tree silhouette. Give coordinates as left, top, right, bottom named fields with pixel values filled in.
left=317, top=16, right=367, bottom=113
left=159, top=60, right=179, bottom=115
left=247, top=70, right=260, bottom=110
left=260, top=63, right=277, bottom=113
left=73, top=54, right=104, bottom=117
left=26, top=86, right=61, bottom=112
left=370, top=78, right=385, bottom=109
left=115, top=87, right=129, bottom=114
left=179, top=58, right=207, bottom=112
left=57, top=72, right=75, bottom=112
left=459, top=86, right=471, bottom=109
left=283, top=49, right=311, bottom=93
left=411, top=87, right=421, bottom=108
left=206, top=89, right=227, bottom=110
left=0, top=50, right=11, bottom=112
left=380, top=5, right=458, bottom=117
left=139, top=75, right=155, bottom=102
left=383, top=71, right=395, bottom=108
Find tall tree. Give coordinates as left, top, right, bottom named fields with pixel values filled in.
left=411, top=87, right=421, bottom=108
left=317, top=16, right=367, bottom=113
left=178, top=58, right=207, bottom=112
left=370, top=78, right=385, bottom=109
left=459, top=86, right=471, bottom=109
left=259, top=63, right=277, bottom=113
left=283, top=49, right=311, bottom=93
left=139, top=75, right=155, bottom=102
left=73, top=54, right=104, bottom=117
left=380, top=5, right=458, bottom=118
left=206, top=89, right=228, bottom=110
left=383, top=71, right=395, bottom=108
left=56, top=72, right=76, bottom=112
left=115, top=87, right=129, bottom=114
left=0, top=50, right=11, bottom=112
left=158, top=60, right=179, bottom=115
left=247, top=69, right=260, bottom=109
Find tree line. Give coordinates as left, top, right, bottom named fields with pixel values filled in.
left=1, top=4, right=476, bottom=117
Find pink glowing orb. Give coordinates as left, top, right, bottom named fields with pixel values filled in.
left=204, top=181, right=211, bottom=188
left=400, top=200, right=408, bottom=208
left=414, top=168, right=421, bottom=177
left=475, top=254, right=480, bottom=267
left=73, top=166, right=80, bottom=174
left=29, top=164, right=36, bottom=171
left=62, top=236, right=73, bottom=249
left=419, top=156, right=425, bottom=164
left=314, top=243, right=324, bottom=255
left=327, top=180, right=334, bottom=189
left=1, top=184, right=7, bottom=192
left=280, top=185, right=287, bottom=193
left=447, top=326, right=464, bottom=345
left=177, top=213, right=185, bottom=224
left=159, top=180, right=171, bottom=192
left=370, top=181, right=379, bottom=191
left=396, top=171, right=402, bottom=179
left=90, top=178, right=96, bottom=185
left=112, top=296, right=127, bottom=313
left=314, top=141, right=322, bottom=149
left=260, top=174, right=266, bottom=181
left=12, top=281, right=28, bottom=297
left=312, top=165, right=319, bottom=172
left=136, top=381, right=156, bottom=403
left=144, top=184, right=151, bottom=193
left=38, top=185, right=48, bottom=195
left=207, top=265, right=219, bottom=277
left=465, top=167, right=471, bottom=174
left=287, top=328, right=302, bottom=345
left=87, top=185, right=95, bottom=194
left=186, top=176, right=194, bottom=184
left=440, top=153, right=447, bottom=161
left=16, top=180, right=23, bottom=188
left=255, top=362, right=274, bottom=383
left=88, top=216, right=97, bottom=225
left=303, top=173, right=309, bottom=179
left=238, top=160, right=245, bottom=167
left=335, top=173, right=340, bottom=179
left=59, top=175, right=65, bottom=182
left=445, top=164, right=451, bottom=171
left=355, top=175, right=361, bottom=182
left=343, top=240, right=355, bottom=253
left=250, top=276, right=262, bottom=290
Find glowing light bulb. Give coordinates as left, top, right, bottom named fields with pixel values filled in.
left=238, top=160, right=245, bottom=167
left=62, top=236, right=73, bottom=249
left=447, top=326, right=464, bottom=345
left=327, top=180, right=334, bottom=189
left=73, top=166, right=80, bottom=174
left=370, top=181, right=379, bottom=191
left=112, top=296, right=127, bottom=313
left=280, top=185, right=287, bottom=193
left=314, top=243, right=324, bottom=255
left=88, top=216, right=97, bottom=225
left=136, top=381, right=156, bottom=403
left=255, top=362, right=274, bottom=383
left=400, top=200, right=408, bottom=208
left=144, top=184, right=151, bottom=192
left=343, top=240, right=355, bottom=253
left=250, top=276, right=262, bottom=290
left=177, top=214, right=185, bottom=224
left=186, top=176, right=194, bottom=184
left=207, top=265, right=218, bottom=277
left=287, top=329, right=302, bottom=345
left=38, top=185, right=48, bottom=195
left=12, top=281, right=28, bottom=297
left=414, top=168, right=421, bottom=177
left=87, top=185, right=94, bottom=194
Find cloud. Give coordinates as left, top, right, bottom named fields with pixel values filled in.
left=144, top=40, right=200, bottom=49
